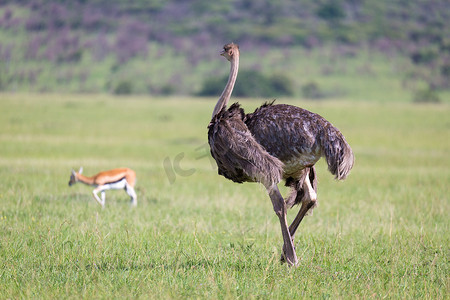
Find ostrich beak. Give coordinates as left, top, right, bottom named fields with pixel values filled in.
left=220, top=49, right=226, bottom=56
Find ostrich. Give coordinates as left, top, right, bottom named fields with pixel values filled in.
left=208, top=43, right=354, bottom=266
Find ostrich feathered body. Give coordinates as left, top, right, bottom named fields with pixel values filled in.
left=245, top=102, right=354, bottom=180
left=208, top=101, right=354, bottom=189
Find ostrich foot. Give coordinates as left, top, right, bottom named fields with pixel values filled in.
left=282, top=251, right=298, bottom=266
left=280, top=238, right=298, bottom=266
left=280, top=242, right=297, bottom=264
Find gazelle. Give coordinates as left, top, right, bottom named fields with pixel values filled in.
left=68, top=167, right=137, bottom=207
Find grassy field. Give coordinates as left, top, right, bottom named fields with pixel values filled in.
left=0, top=93, right=448, bottom=299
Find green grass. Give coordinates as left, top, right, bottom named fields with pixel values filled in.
left=0, top=93, right=449, bottom=299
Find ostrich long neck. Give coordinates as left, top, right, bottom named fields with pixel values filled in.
left=212, top=54, right=239, bottom=118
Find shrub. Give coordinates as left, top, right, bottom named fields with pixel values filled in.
left=268, top=73, right=294, bottom=97
left=301, top=81, right=324, bottom=99
left=316, top=2, right=345, bottom=23
left=196, top=77, right=223, bottom=97
left=113, top=80, right=133, bottom=95
left=410, top=48, right=438, bottom=65
left=412, top=87, right=440, bottom=103
left=233, top=70, right=271, bottom=97
left=160, top=84, right=176, bottom=96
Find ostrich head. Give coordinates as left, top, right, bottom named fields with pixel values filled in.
left=221, top=43, right=239, bottom=61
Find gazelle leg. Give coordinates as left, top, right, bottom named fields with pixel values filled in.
left=101, top=191, right=106, bottom=205
left=92, top=186, right=105, bottom=207
left=126, top=184, right=137, bottom=207
left=267, top=184, right=298, bottom=266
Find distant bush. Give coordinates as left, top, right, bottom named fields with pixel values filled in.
left=267, top=73, right=294, bottom=97
left=316, top=2, right=345, bottom=23
left=412, top=87, right=440, bottom=103
left=113, top=80, right=133, bottom=95
left=197, top=69, right=293, bottom=98
left=160, top=84, right=176, bottom=96
left=196, top=77, right=221, bottom=97
left=301, top=81, right=325, bottom=99
left=410, top=47, right=439, bottom=65
left=441, top=64, right=450, bottom=78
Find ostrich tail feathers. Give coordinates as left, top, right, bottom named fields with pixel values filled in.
left=321, top=126, right=354, bottom=180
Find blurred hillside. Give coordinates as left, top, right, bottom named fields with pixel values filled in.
left=0, top=0, right=448, bottom=101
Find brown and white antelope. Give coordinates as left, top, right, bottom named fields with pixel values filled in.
left=68, top=167, right=137, bottom=207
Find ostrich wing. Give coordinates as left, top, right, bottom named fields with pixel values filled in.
left=208, top=103, right=283, bottom=187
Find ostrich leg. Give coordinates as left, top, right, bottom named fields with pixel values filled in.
left=267, top=184, right=298, bottom=266
left=281, top=169, right=317, bottom=262
left=289, top=170, right=317, bottom=239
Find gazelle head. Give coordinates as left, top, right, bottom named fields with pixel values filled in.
left=68, top=167, right=83, bottom=186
